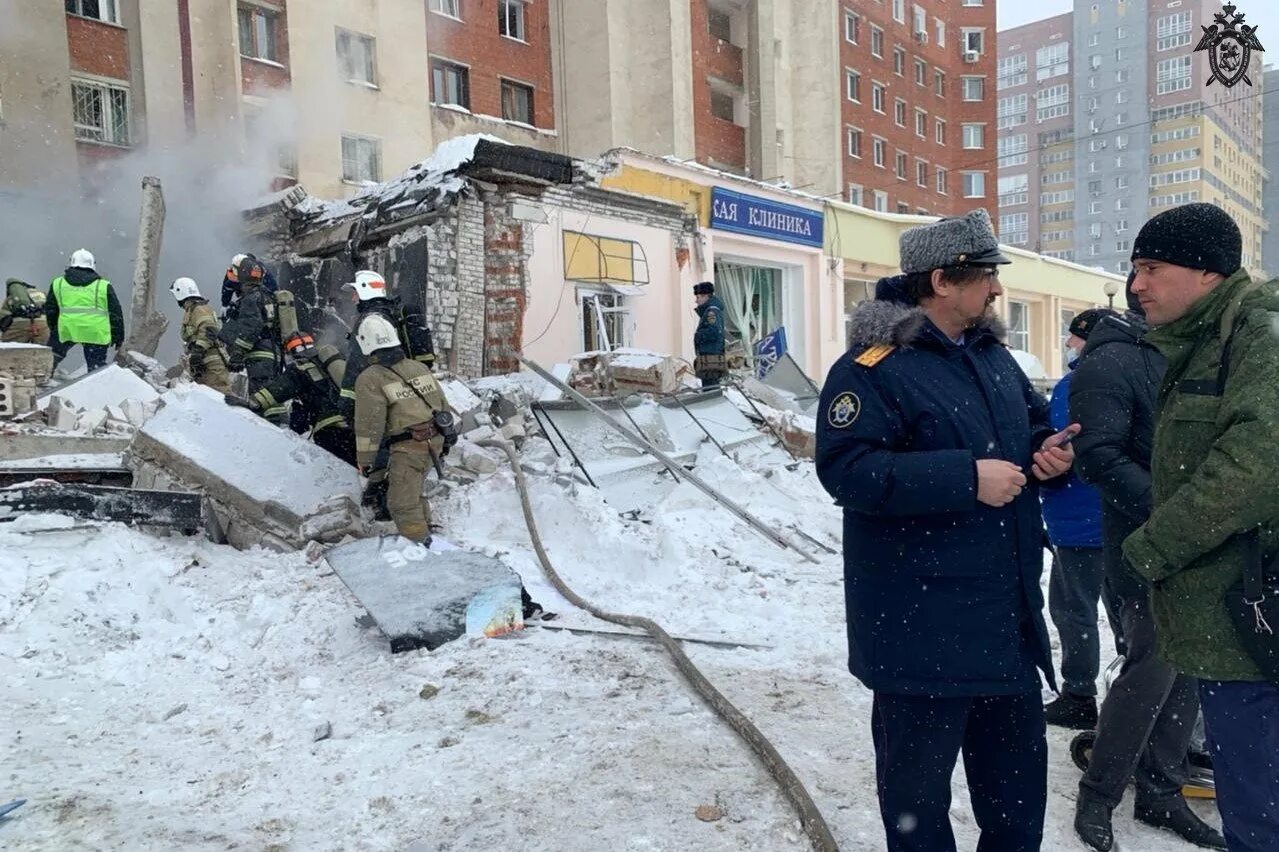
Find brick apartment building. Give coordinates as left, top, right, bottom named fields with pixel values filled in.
left=840, top=0, right=999, bottom=216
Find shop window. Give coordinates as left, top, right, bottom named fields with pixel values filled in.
left=1008, top=300, right=1031, bottom=352
left=713, top=261, right=782, bottom=353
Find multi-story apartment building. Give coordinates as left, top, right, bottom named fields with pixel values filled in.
left=997, top=0, right=1267, bottom=278
left=1262, top=65, right=1279, bottom=275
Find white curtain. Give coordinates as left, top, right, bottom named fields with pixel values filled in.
left=714, top=262, right=780, bottom=352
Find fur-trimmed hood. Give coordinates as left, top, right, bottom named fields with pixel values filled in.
left=846, top=275, right=1006, bottom=349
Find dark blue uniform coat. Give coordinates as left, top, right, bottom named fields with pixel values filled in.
left=816, top=289, right=1058, bottom=697
left=693, top=295, right=726, bottom=355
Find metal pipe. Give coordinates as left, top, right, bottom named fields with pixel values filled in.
left=665, top=392, right=729, bottom=458
left=534, top=402, right=598, bottom=489
left=727, top=380, right=799, bottom=462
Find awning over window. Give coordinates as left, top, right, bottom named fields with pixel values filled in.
left=563, top=230, right=651, bottom=291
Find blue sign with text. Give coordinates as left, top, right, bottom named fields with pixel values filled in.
left=755, top=327, right=788, bottom=379
left=710, top=187, right=824, bottom=248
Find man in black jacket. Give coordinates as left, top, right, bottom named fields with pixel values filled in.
left=1067, top=278, right=1224, bottom=851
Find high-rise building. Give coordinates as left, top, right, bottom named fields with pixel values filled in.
left=1262, top=65, right=1279, bottom=276
left=997, top=0, right=1267, bottom=278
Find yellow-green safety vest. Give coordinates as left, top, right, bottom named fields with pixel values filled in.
left=52, top=277, right=111, bottom=345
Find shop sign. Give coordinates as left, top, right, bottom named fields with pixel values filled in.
left=710, top=188, right=823, bottom=248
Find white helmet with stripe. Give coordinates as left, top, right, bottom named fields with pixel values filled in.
left=70, top=248, right=96, bottom=271
left=343, top=270, right=388, bottom=302
left=169, top=277, right=202, bottom=302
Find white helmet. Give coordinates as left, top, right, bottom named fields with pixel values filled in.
left=231, top=253, right=249, bottom=268
left=355, top=314, right=402, bottom=356
left=169, top=277, right=201, bottom=302
left=343, top=270, right=388, bottom=302
left=70, top=249, right=96, bottom=271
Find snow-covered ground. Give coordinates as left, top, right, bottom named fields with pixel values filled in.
left=0, top=444, right=1218, bottom=850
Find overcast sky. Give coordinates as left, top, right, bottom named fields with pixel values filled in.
left=998, top=1, right=1279, bottom=68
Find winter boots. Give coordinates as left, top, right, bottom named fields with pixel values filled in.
left=1075, top=788, right=1226, bottom=851
left=1045, top=691, right=1099, bottom=730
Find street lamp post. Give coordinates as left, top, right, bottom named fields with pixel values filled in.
left=1104, top=280, right=1120, bottom=310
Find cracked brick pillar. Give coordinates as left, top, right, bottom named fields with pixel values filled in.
left=483, top=193, right=528, bottom=376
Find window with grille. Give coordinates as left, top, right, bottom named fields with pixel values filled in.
left=71, top=79, right=130, bottom=146
left=336, top=29, right=376, bottom=85
left=341, top=135, right=381, bottom=183
left=65, top=0, right=119, bottom=24
left=430, top=0, right=461, bottom=18
left=997, top=54, right=1027, bottom=90
left=500, top=0, right=526, bottom=40
left=1035, top=43, right=1070, bottom=80
left=502, top=79, right=535, bottom=124
left=1156, top=56, right=1192, bottom=95
left=238, top=4, right=279, bottom=62
left=431, top=58, right=470, bottom=107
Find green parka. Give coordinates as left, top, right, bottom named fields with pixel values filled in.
left=1123, top=268, right=1279, bottom=682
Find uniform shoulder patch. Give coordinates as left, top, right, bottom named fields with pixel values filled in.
left=854, top=344, right=896, bottom=368
left=704, top=309, right=718, bottom=324
left=826, top=391, right=861, bottom=429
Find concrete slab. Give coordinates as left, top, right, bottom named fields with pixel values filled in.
left=37, top=365, right=160, bottom=412
left=0, top=432, right=133, bottom=461
left=127, top=385, right=366, bottom=550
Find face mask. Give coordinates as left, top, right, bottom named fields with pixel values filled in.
left=1067, top=345, right=1083, bottom=362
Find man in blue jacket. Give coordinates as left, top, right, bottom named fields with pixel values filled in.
left=816, top=209, right=1077, bottom=852
left=1042, top=308, right=1122, bottom=730
left=692, top=281, right=727, bottom=387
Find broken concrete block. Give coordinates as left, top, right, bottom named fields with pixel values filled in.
left=121, top=398, right=151, bottom=428
left=459, top=442, right=500, bottom=475
left=498, top=417, right=526, bottom=443
left=608, top=349, right=685, bottom=395
left=37, top=364, right=160, bottom=412
left=0, top=376, right=13, bottom=418
left=47, top=396, right=82, bottom=432
left=438, top=378, right=482, bottom=419
left=75, top=408, right=109, bottom=435
left=104, top=404, right=127, bottom=424
left=0, top=342, right=54, bottom=385
left=127, top=385, right=367, bottom=551
left=461, top=424, right=495, bottom=444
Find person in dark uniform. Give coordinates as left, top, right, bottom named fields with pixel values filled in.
left=692, top=281, right=726, bottom=388
left=218, top=256, right=285, bottom=424
left=224, top=331, right=355, bottom=466
left=816, top=209, right=1078, bottom=852
left=337, top=270, right=437, bottom=418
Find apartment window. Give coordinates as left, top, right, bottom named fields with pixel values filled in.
left=65, top=0, right=119, bottom=24
left=844, top=10, right=860, bottom=44
left=1089, top=200, right=1102, bottom=214
left=1089, top=160, right=1099, bottom=173
left=1115, top=197, right=1130, bottom=211
left=963, top=0, right=984, bottom=5
left=1116, top=260, right=1131, bottom=274
left=1042, top=189, right=1074, bottom=206
left=1036, top=42, right=1070, bottom=81
left=936, top=167, right=948, bottom=195
left=1116, top=219, right=1129, bottom=233
left=336, top=29, right=377, bottom=86
left=873, top=190, right=888, bottom=212
left=844, top=70, right=862, bottom=104
left=847, top=127, right=863, bottom=158
left=935, top=18, right=945, bottom=48
left=934, top=69, right=945, bottom=97
left=893, top=0, right=906, bottom=23
left=998, top=174, right=1029, bottom=206
left=1156, top=55, right=1192, bottom=95
left=894, top=47, right=906, bottom=76
left=1090, top=54, right=1101, bottom=70
left=431, top=58, right=470, bottom=107
left=999, top=212, right=1029, bottom=245
left=430, top=0, right=461, bottom=18
left=70, top=78, right=130, bottom=146
left=238, top=4, right=279, bottom=62
left=873, top=137, right=887, bottom=167
left=998, top=54, right=1028, bottom=90
left=1116, top=239, right=1132, bottom=252
left=1115, top=26, right=1127, bottom=39
left=1115, top=175, right=1129, bottom=190
left=1036, top=84, right=1070, bottom=121
left=962, top=123, right=984, bottom=149
left=1008, top=301, right=1030, bottom=352
left=1157, top=11, right=1192, bottom=51
left=934, top=118, right=946, bottom=144
left=872, top=83, right=885, bottom=113
left=961, top=76, right=984, bottom=101
left=998, top=133, right=1028, bottom=167
left=847, top=183, right=865, bottom=206
left=341, top=134, right=381, bottom=183
left=915, top=59, right=927, bottom=87
left=895, top=151, right=908, bottom=180
left=998, top=93, right=1028, bottom=129
left=962, top=171, right=985, bottom=198
left=1088, top=179, right=1102, bottom=195
left=894, top=98, right=907, bottom=127
left=499, top=0, right=527, bottom=41
left=913, top=5, right=927, bottom=38
left=914, top=108, right=926, bottom=138
left=897, top=202, right=911, bottom=214
left=1116, top=69, right=1129, bottom=83
left=962, top=28, right=985, bottom=55
left=1088, top=222, right=1102, bottom=238
left=502, top=79, right=535, bottom=124
left=1088, top=33, right=1100, bottom=47
left=1115, top=48, right=1128, bottom=62
left=1087, top=96, right=1098, bottom=113
left=871, top=26, right=884, bottom=57
left=916, top=159, right=928, bottom=187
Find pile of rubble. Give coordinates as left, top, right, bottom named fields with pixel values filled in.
left=0, top=342, right=54, bottom=418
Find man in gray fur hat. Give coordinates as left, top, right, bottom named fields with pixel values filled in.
left=816, top=209, right=1078, bottom=852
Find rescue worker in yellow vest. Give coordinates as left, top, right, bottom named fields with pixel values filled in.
left=225, top=331, right=356, bottom=467
left=354, top=315, right=457, bottom=544
left=217, top=256, right=285, bottom=424
left=0, top=278, right=50, bottom=345
left=46, top=249, right=123, bottom=372
left=169, top=276, right=231, bottom=394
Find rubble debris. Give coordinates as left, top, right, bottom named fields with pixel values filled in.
left=127, top=386, right=365, bottom=551
left=38, top=365, right=161, bottom=425
left=0, top=482, right=202, bottom=532
left=312, top=722, right=333, bottom=743
left=0, top=342, right=54, bottom=386
left=162, top=703, right=188, bottom=721
left=695, top=804, right=726, bottom=823
left=0, top=430, right=131, bottom=462
left=325, top=537, right=524, bottom=653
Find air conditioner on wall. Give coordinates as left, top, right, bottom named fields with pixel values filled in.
left=964, top=50, right=980, bottom=63
left=914, top=30, right=929, bottom=44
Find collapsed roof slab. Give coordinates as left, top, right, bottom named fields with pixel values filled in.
left=127, top=386, right=366, bottom=551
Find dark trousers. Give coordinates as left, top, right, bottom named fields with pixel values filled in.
left=696, top=370, right=724, bottom=388
left=314, top=425, right=357, bottom=468
left=1199, top=680, right=1279, bottom=852
left=1049, top=546, right=1123, bottom=696
left=51, top=340, right=109, bottom=372
left=1081, top=593, right=1197, bottom=807
left=872, top=690, right=1047, bottom=852
left=245, top=354, right=285, bottom=425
